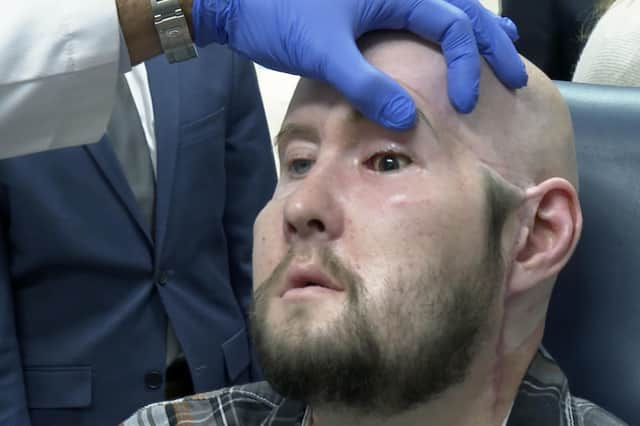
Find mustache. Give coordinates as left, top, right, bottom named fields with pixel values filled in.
left=255, top=246, right=364, bottom=298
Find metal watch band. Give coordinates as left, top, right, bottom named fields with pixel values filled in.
left=150, top=0, right=198, bottom=63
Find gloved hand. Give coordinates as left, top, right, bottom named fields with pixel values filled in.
left=192, top=0, right=527, bottom=130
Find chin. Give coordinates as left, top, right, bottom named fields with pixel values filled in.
left=268, top=304, right=345, bottom=340
left=272, top=301, right=311, bottom=323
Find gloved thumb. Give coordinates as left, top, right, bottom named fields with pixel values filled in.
left=323, top=43, right=417, bottom=131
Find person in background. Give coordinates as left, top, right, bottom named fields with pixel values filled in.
left=573, top=0, right=640, bottom=85
left=122, top=31, right=626, bottom=426
left=501, top=0, right=599, bottom=80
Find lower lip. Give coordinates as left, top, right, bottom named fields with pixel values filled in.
left=281, top=286, right=343, bottom=300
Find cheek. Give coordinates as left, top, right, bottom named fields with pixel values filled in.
left=252, top=202, right=286, bottom=288
left=340, top=176, right=487, bottom=279
left=337, top=193, right=439, bottom=293
left=419, top=183, right=489, bottom=270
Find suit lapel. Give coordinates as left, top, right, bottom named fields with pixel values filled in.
left=146, top=57, right=181, bottom=258
left=85, top=138, right=154, bottom=246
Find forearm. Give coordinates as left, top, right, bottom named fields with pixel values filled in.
left=116, top=0, right=194, bottom=65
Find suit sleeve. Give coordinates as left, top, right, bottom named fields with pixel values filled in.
left=0, top=189, right=31, bottom=425
left=223, top=54, right=277, bottom=324
left=1, top=0, right=120, bottom=159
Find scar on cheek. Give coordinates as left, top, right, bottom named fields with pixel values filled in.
left=387, top=193, right=410, bottom=205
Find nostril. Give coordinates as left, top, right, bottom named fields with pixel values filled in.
left=308, top=219, right=325, bottom=232
left=286, top=222, right=297, bottom=235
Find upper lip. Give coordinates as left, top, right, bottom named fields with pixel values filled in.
left=280, top=263, right=345, bottom=297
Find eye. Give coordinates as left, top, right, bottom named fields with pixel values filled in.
left=367, top=152, right=412, bottom=173
left=288, top=158, right=315, bottom=177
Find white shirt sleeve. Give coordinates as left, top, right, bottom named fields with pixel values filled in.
left=0, top=0, right=122, bottom=159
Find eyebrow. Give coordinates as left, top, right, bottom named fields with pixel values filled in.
left=346, top=107, right=434, bottom=132
left=274, top=123, right=321, bottom=147
left=274, top=106, right=435, bottom=147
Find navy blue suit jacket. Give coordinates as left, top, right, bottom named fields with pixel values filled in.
left=0, top=45, right=276, bottom=426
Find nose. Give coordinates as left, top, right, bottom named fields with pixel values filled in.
left=283, top=171, right=345, bottom=243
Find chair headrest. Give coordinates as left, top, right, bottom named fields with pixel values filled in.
left=543, top=81, right=640, bottom=425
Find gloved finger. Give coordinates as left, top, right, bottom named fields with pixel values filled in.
left=445, top=0, right=527, bottom=89
left=323, top=42, right=417, bottom=130
left=479, top=21, right=528, bottom=89
left=402, top=1, right=481, bottom=112
left=473, top=11, right=527, bottom=88
left=496, top=15, right=519, bottom=41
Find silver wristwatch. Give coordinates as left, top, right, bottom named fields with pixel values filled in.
left=150, top=0, right=198, bottom=63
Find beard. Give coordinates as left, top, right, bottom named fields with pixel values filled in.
left=250, top=245, right=502, bottom=416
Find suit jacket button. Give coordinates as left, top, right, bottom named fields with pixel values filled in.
left=157, top=270, right=173, bottom=286
left=145, top=370, right=163, bottom=390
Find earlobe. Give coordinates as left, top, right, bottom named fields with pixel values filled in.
left=509, top=178, right=582, bottom=294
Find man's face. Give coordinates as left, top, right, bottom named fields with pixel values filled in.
left=250, top=39, right=506, bottom=413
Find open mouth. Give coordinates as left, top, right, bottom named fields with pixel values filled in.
left=281, top=267, right=345, bottom=299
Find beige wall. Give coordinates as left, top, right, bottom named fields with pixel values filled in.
left=256, top=0, right=500, bottom=138
left=485, top=0, right=500, bottom=14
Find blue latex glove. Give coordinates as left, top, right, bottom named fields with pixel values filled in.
left=192, top=0, right=528, bottom=130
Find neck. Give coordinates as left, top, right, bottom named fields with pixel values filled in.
left=308, top=332, right=540, bottom=426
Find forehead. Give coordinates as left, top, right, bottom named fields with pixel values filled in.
left=359, top=34, right=451, bottom=112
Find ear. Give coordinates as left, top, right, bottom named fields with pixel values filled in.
left=508, top=178, right=582, bottom=295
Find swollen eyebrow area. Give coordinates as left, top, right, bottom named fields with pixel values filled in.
left=274, top=123, right=321, bottom=147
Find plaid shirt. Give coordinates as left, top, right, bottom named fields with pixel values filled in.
left=121, top=349, right=626, bottom=426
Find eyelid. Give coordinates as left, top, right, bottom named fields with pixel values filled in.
left=281, top=142, right=318, bottom=179
left=365, top=140, right=408, bottom=154
left=362, top=143, right=412, bottom=162
left=282, top=141, right=317, bottom=161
